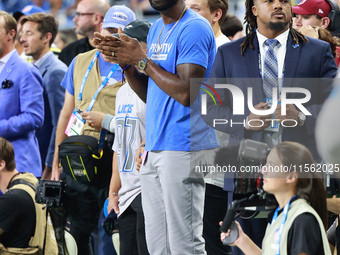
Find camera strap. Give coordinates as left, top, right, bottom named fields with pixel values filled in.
left=7, top=174, right=58, bottom=255
left=7, top=177, right=36, bottom=192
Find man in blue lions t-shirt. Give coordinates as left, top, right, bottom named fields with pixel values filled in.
left=95, top=1, right=219, bottom=254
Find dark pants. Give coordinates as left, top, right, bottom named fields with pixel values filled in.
left=118, top=194, right=149, bottom=255
left=64, top=143, right=113, bottom=255
left=203, top=183, right=232, bottom=255
left=65, top=176, right=107, bottom=255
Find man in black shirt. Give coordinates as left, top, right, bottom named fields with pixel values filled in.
left=0, top=138, right=35, bottom=248
left=59, top=0, right=110, bottom=66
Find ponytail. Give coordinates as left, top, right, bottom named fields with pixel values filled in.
left=275, top=142, right=328, bottom=229
left=297, top=172, right=328, bottom=229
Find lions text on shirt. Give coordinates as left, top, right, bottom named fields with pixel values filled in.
left=112, top=83, right=146, bottom=215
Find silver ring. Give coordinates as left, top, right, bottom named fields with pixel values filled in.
left=111, top=51, right=115, bottom=57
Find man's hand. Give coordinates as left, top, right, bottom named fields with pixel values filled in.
left=41, top=165, right=52, bottom=180
left=247, top=102, right=271, bottom=131
left=51, top=155, right=62, bottom=181
left=274, top=104, right=299, bottom=126
left=108, top=194, right=120, bottom=215
left=135, top=146, right=145, bottom=171
left=94, top=28, right=147, bottom=67
left=81, top=111, right=105, bottom=130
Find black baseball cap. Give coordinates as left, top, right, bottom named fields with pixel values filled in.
left=112, top=19, right=151, bottom=43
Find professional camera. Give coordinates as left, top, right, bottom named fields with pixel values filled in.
left=216, top=140, right=277, bottom=245
left=235, top=139, right=269, bottom=194
left=35, top=180, right=66, bottom=208
left=220, top=189, right=277, bottom=245
left=215, top=139, right=270, bottom=195
left=237, top=139, right=268, bottom=165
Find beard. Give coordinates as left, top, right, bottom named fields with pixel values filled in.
left=149, top=0, right=179, bottom=12
left=269, top=21, right=289, bottom=31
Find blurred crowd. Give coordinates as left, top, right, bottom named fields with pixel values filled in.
left=0, top=0, right=340, bottom=254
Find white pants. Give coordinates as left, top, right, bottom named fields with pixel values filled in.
left=140, top=149, right=215, bottom=255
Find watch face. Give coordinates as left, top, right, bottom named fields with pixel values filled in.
left=299, top=112, right=306, bottom=121
left=298, top=112, right=306, bottom=126
left=139, top=60, right=146, bottom=70
left=139, top=57, right=149, bottom=71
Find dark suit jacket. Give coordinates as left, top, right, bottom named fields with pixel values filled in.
left=36, top=52, right=67, bottom=169
left=205, top=31, right=338, bottom=160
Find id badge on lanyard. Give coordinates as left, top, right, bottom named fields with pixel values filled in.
left=270, top=196, right=295, bottom=255
left=65, top=108, right=85, bottom=136
left=65, top=51, right=119, bottom=137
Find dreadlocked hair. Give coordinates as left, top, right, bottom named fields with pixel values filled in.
left=290, top=26, right=309, bottom=46
left=240, top=0, right=308, bottom=56
left=240, top=0, right=257, bottom=56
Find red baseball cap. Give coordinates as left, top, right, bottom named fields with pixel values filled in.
left=292, top=0, right=332, bottom=18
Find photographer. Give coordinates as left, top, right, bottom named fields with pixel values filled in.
left=221, top=142, right=331, bottom=255
left=0, top=137, right=57, bottom=254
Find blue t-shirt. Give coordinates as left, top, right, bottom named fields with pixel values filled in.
left=146, top=9, right=219, bottom=151
left=61, top=52, right=122, bottom=95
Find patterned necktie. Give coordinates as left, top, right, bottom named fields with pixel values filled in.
left=263, top=39, right=281, bottom=99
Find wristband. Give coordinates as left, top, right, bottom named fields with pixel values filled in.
left=122, top=65, right=132, bottom=71
left=140, top=144, right=145, bottom=148
left=121, top=65, right=132, bottom=83
left=110, top=192, right=118, bottom=196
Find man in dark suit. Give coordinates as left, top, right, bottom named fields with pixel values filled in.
left=205, top=0, right=338, bottom=158
left=20, top=13, right=67, bottom=179
left=203, top=0, right=337, bottom=253
left=58, top=0, right=110, bottom=66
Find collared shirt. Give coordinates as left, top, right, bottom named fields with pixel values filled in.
left=33, top=51, right=53, bottom=69
left=257, top=29, right=289, bottom=90
left=256, top=29, right=289, bottom=148
left=0, top=49, right=16, bottom=75
left=216, top=33, right=230, bottom=50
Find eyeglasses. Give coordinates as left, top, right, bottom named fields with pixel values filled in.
left=75, top=12, right=95, bottom=17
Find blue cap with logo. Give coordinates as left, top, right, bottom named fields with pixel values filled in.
left=13, top=5, right=45, bottom=21
left=102, top=5, right=136, bottom=29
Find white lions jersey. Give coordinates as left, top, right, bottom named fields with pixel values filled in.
left=112, top=83, right=146, bottom=215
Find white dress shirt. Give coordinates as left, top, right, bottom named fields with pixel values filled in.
left=256, top=29, right=289, bottom=91
left=0, top=49, right=16, bottom=75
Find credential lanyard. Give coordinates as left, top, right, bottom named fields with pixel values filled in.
left=78, top=51, right=99, bottom=101
left=77, top=51, right=119, bottom=112
left=86, top=62, right=119, bottom=112
left=270, top=195, right=296, bottom=255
